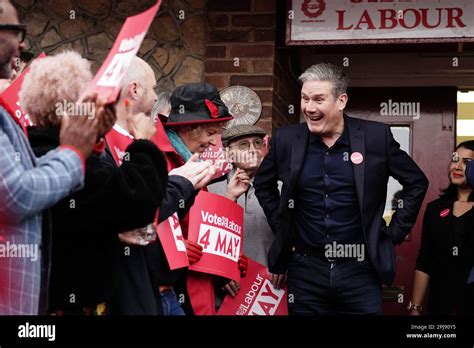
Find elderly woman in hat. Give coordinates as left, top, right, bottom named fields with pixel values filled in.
left=144, top=82, right=248, bottom=315
left=20, top=51, right=168, bottom=315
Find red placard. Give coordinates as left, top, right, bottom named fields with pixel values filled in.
left=217, top=258, right=288, bottom=316
left=80, top=1, right=161, bottom=103
left=105, top=125, right=134, bottom=165
left=200, top=135, right=232, bottom=179
left=0, top=52, right=46, bottom=128
left=188, top=191, right=243, bottom=281
left=155, top=213, right=189, bottom=270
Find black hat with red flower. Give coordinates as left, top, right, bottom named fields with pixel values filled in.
left=164, top=82, right=234, bottom=127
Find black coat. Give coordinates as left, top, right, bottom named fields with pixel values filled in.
left=254, top=115, right=429, bottom=285
left=27, top=127, right=168, bottom=311
left=416, top=196, right=474, bottom=314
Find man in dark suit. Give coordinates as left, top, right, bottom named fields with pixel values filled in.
left=254, top=63, right=429, bottom=315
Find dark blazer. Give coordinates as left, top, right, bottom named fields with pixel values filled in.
left=254, top=114, right=429, bottom=285
left=28, top=126, right=168, bottom=311
left=467, top=161, right=474, bottom=189
left=415, top=196, right=474, bottom=315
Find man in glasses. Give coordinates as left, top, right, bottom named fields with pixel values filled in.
left=0, top=1, right=25, bottom=92
left=0, top=0, right=109, bottom=314
left=208, top=124, right=276, bottom=299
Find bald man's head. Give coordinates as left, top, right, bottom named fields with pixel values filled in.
left=121, top=57, right=157, bottom=116
left=0, top=0, right=23, bottom=79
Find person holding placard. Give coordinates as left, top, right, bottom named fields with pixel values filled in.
left=208, top=125, right=277, bottom=300
left=146, top=83, right=249, bottom=315
left=21, top=51, right=169, bottom=315
left=0, top=0, right=106, bottom=315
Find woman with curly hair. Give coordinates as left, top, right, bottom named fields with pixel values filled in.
left=20, top=51, right=168, bottom=315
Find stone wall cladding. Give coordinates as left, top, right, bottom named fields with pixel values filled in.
left=13, top=0, right=207, bottom=93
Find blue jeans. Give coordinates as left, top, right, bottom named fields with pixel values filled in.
left=159, top=290, right=186, bottom=316
left=287, top=252, right=382, bottom=315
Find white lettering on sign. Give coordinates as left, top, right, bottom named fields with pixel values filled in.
left=97, top=51, right=136, bottom=87
left=289, top=0, right=474, bottom=43
left=169, top=213, right=186, bottom=252
left=200, top=211, right=242, bottom=234
left=118, top=32, right=146, bottom=53
left=236, top=277, right=285, bottom=316
left=197, top=223, right=240, bottom=261
left=114, top=146, right=127, bottom=164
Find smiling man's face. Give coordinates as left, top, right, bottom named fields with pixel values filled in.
left=300, top=80, right=347, bottom=137
left=0, top=1, right=24, bottom=79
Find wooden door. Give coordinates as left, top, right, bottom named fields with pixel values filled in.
left=345, top=87, right=456, bottom=315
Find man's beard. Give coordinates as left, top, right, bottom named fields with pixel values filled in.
left=0, top=39, right=17, bottom=79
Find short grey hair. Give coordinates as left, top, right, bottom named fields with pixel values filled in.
left=152, top=91, right=171, bottom=120
left=299, top=63, right=348, bottom=97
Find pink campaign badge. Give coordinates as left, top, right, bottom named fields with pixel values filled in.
left=440, top=209, right=450, bottom=218
left=350, top=152, right=364, bottom=165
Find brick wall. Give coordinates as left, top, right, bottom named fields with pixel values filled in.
left=204, top=0, right=277, bottom=134
left=272, top=1, right=301, bottom=127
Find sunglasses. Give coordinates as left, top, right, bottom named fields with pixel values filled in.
left=0, top=24, right=27, bottom=43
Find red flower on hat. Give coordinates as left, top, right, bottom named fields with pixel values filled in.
left=205, top=99, right=219, bottom=119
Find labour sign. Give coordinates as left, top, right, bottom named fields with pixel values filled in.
left=200, top=135, right=233, bottom=179
left=155, top=213, right=189, bottom=270
left=105, top=125, right=134, bottom=165
left=0, top=52, right=46, bottom=128
left=217, top=258, right=288, bottom=316
left=81, top=1, right=161, bottom=103
left=188, top=191, right=243, bottom=281
left=288, top=0, right=474, bottom=44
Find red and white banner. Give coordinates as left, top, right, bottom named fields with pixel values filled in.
left=105, top=125, right=134, bottom=165
left=80, top=1, right=161, bottom=103
left=200, top=135, right=233, bottom=179
left=188, top=191, right=243, bottom=281
left=288, top=0, right=474, bottom=45
left=0, top=52, right=46, bottom=128
left=218, top=259, right=288, bottom=316
left=155, top=213, right=189, bottom=270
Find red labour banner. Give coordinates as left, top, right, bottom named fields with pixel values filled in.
left=0, top=52, right=47, bottom=128
left=105, top=126, right=134, bottom=165
left=80, top=1, right=161, bottom=103
left=217, top=258, right=288, bottom=316
left=155, top=213, right=189, bottom=270
left=188, top=191, right=243, bottom=281
left=200, top=135, right=232, bottom=179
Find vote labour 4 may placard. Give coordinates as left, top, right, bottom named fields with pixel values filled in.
left=188, top=191, right=243, bottom=281
left=155, top=213, right=189, bottom=270
left=80, top=1, right=161, bottom=103
left=0, top=52, right=46, bottom=128
left=200, top=135, right=232, bottom=179
left=217, top=258, right=288, bottom=316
